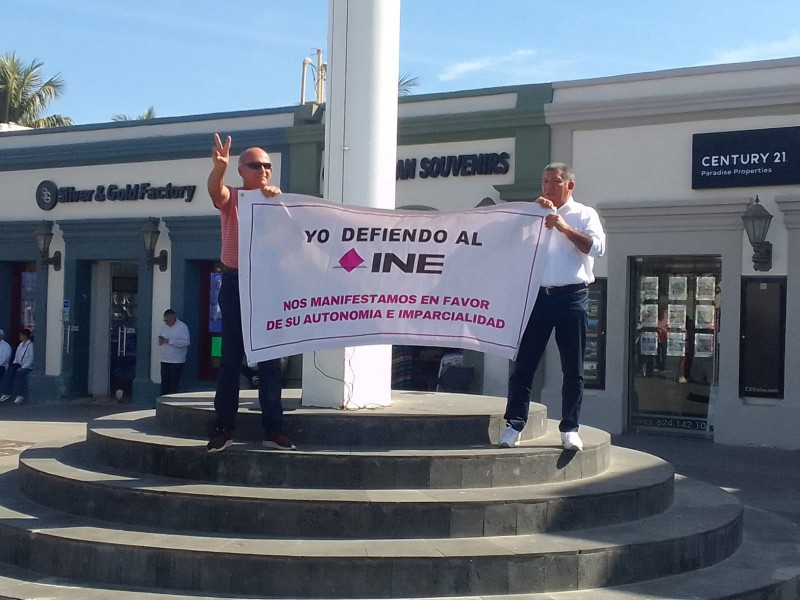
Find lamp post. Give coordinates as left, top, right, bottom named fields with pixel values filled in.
left=32, top=220, right=61, bottom=271
left=140, top=217, right=168, bottom=272
left=741, top=196, right=773, bottom=272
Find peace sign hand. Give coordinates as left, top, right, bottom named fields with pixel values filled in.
left=212, top=133, right=231, bottom=169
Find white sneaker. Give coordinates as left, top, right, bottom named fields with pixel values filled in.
left=561, top=431, right=583, bottom=451
left=13, top=396, right=25, bottom=405
left=0, top=395, right=10, bottom=402
left=498, top=426, right=521, bottom=448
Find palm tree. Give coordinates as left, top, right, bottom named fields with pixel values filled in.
left=112, top=106, right=157, bottom=122
left=0, top=52, right=72, bottom=128
left=398, top=73, right=420, bottom=97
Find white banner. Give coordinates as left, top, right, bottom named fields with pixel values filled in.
left=239, top=192, right=551, bottom=362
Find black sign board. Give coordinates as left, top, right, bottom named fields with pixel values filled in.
left=692, top=126, right=800, bottom=189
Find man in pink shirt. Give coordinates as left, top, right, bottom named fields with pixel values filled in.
left=205, top=133, right=295, bottom=452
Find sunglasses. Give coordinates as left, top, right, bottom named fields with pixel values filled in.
left=244, top=161, right=272, bottom=171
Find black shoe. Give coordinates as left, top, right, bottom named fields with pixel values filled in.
left=207, top=428, right=233, bottom=453
left=263, top=430, right=296, bottom=450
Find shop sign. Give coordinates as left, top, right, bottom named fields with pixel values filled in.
left=35, top=179, right=197, bottom=211
left=692, top=126, right=800, bottom=189
left=396, top=151, right=511, bottom=181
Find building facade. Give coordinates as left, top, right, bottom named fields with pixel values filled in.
left=1, top=57, right=798, bottom=448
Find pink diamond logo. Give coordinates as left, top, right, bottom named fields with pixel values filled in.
left=338, top=248, right=364, bottom=272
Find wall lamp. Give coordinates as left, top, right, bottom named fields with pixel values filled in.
left=33, top=220, right=62, bottom=271
left=741, top=195, right=773, bottom=272
left=140, top=217, right=168, bottom=272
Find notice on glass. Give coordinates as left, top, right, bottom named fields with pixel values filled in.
left=640, top=276, right=659, bottom=300
left=669, top=276, right=688, bottom=301
left=695, top=305, right=715, bottom=329
left=640, top=332, right=658, bottom=355
left=640, top=303, right=658, bottom=327
left=696, top=276, right=716, bottom=301
left=695, top=333, right=715, bottom=358
left=667, top=332, right=685, bottom=356
left=668, top=304, right=686, bottom=328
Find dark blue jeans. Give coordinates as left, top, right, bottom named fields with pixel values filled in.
left=505, top=287, right=588, bottom=433
left=214, top=269, right=284, bottom=433
left=3, top=365, right=31, bottom=398
left=160, top=362, right=184, bottom=396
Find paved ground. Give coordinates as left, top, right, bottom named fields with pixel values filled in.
left=1, top=398, right=799, bottom=525
left=613, top=431, right=800, bottom=526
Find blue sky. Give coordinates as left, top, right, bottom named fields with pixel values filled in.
left=5, top=0, right=800, bottom=125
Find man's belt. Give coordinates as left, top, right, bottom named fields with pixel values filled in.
left=540, top=283, right=588, bottom=296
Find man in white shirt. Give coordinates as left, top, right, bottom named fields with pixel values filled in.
left=0, top=329, right=11, bottom=378
left=499, top=163, right=606, bottom=452
left=157, top=309, right=190, bottom=396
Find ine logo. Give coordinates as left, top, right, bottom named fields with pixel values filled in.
left=336, top=248, right=446, bottom=274
left=36, top=180, right=59, bottom=211
left=337, top=249, right=365, bottom=272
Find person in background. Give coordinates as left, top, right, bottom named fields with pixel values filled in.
left=0, top=328, right=34, bottom=404
left=499, top=163, right=606, bottom=452
left=0, top=329, right=11, bottom=380
left=158, top=309, right=191, bottom=396
left=436, top=348, right=466, bottom=392
left=656, top=307, right=668, bottom=372
left=205, top=133, right=294, bottom=453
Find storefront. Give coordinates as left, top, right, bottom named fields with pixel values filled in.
left=0, top=90, right=548, bottom=406
left=2, top=57, right=799, bottom=448
left=546, top=57, right=800, bottom=448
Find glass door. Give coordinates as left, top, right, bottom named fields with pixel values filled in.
left=109, top=263, right=138, bottom=401
left=197, top=261, right=223, bottom=382
left=628, top=256, right=721, bottom=436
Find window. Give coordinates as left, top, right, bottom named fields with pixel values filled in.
left=628, top=256, right=721, bottom=435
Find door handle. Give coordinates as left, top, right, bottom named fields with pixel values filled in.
left=64, top=325, right=79, bottom=354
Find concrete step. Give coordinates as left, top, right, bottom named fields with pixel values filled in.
left=17, top=442, right=674, bottom=538
left=0, top=475, right=743, bottom=598
left=84, top=411, right=612, bottom=489
left=154, top=391, right=549, bottom=447
left=480, top=507, right=800, bottom=599
left=0, top=507, right=795, bottom=599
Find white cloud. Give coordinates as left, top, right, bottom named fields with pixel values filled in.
left=708, top=32, right=800, bottom=64
left=438, top=49, right=537, bottom=82
left=439, top=58, right=494, bottom=81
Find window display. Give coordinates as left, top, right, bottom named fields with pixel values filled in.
left=20, top=270, right=36, bottom=331
left=629, top=256, right=721, bottom=436
left=584, top=279, right=607, bottom=389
